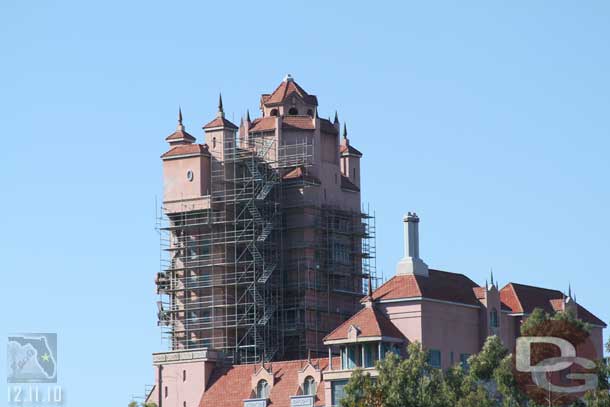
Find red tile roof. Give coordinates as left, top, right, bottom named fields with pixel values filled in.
left=371, top=269, right=482, bottom=306
left=283, top=116, right=315, bottom=130
left=282, top=166, right=321, bottom=184
left=499, top=283, right=606, bottom=326
left=264, top=79, right=318, bottom=106
left=340, top=175, right=360, bottom=192
left=340, top=143, right=363, bottom=157
left=161, top=144, right=210, bottom=158
left=324, top=304, right=406, bottom=342
left=199, top=358, right=332, bottom=407
left=165, top=128, right=196, bottom=143
left=249, top=117, right=276, bottom=133
left=203, top=116, right=238, bottom=130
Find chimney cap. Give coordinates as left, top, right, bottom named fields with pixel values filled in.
left=403, top=212, right=420, bottom=222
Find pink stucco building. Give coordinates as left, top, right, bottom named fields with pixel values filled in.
left=146, top=77, right=606, bottom=407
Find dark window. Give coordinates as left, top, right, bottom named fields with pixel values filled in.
left=490, top=308, right=499, bottom=328
left=428, top=349, right=441, bottom=368
left=183, top=370, right=186, bottom=382
left=332, top=380, right=349, bottom=406
left=165, top=386, right=168, bottom=398
left=288, top=107, right=298, bottom=115
left=307, top=109, right=313, bottom=116
left=303, top=376, right=316, bottom=395
left=256, top=380, right=269, bottom=399
left=460, top=353, right=471, bottom=370
left=212, top=137, right=216, bottom=149
left=270, top=109, right=278, bottom=116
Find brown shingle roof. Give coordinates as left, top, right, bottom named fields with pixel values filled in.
left=323, top=305, right=406, bottom=342
left=264, top=79, right=318, bottom=106
left=371, top=269, right=482, bottom=306
left=199, top=358, right=332, bottom=407
left=161, top=144, right=209, bottom=158
left=203, top=116, right=238, bottom=130
left=499, top=283, right=606, bottom=326
left=282, top=166, right=321, bottom=184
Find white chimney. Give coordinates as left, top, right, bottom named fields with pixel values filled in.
left=396, top=212, right=429, bottom=277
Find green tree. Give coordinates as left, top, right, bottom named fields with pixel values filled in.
left=467, top=335, right=509, bottom=382
left=342, top=343, right=452, bottom=407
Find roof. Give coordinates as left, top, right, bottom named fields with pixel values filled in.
left=283, top=115, right=315, bottom=131
left=199, top=358, right=333, bottom=407
left=340, top=175, right=360, bottom=192
left=500, top=283, right=606, bottom=327
left=161, top=144, right=210, bottom=158
left=282, top=166, right=321, bottom=184
left=340, top=143, right=363, bottom=157
left=264, top=78, right=318, bottom=106
left=249, top=117, right=276, bottom=132
left=371, top=269, right=482, bottom=307
left=324, top=304, right=406, bottom=342
left=320, top=118, right=339, bottom=135
left=165, top=128, right=196, bottom=143
left=203, top=116, right=238, bottom=130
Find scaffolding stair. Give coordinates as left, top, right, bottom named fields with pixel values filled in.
left=244, top=160, right=263, bottom=181
left=258, top=262, right=277, bottom=284
left=257, top=222, right=274, bottom=242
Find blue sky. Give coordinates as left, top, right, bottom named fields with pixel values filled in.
left=1, top=1, right=608, bottom=405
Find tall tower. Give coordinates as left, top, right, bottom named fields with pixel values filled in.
left=157, top=76, right=375, bottom=363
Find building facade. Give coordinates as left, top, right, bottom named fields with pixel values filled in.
left=147, top=77, right=606, bottom=407
left=156, top=76, right=376, bottom=367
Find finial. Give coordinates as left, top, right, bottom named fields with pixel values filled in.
left=178, top=106, right=183, bottom=125
left=218, top=93, right=224, bottom=112
left=307, top=349, right=312, bottom=363
left=246, top=109, right=251, bottom=122
left=568, top=283, right=572, bottom=298
left=284, top=73, right=293, bottom=82
left=342, top=123, right=348, bottom=139
left=334, top=111, right=339, bottom=124
left=490, top=268, right=494, bottom=286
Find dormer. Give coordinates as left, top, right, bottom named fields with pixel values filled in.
left=323, top=296, right=406, bottom=373
left=260, top=75, right=318, bottom=118
left=246, top=363, right=275, bottom=403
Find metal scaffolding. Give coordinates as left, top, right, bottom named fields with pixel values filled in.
left=155, top=128, right=377, bottom=363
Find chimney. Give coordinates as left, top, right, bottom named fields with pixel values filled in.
left=396, top=212, right=429, bottom=277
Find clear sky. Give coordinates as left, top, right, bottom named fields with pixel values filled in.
left=1, top=1, right=608, bottom=406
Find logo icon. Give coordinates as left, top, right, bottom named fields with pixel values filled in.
left=7, top=333, right=57, bottom=383
left=512, top=319, right=598, bottom=405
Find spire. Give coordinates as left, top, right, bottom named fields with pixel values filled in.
left=568, top=283, right=572, bottom=298
left=490, top=268, right=494, bottom=286
left=178, top=106, right=183, bottom=125
left=342, top=123, right=348, bottom=140
left=334, top=111, right=339, bottom=124
left=246, top=109, right=251, bottom=122
left=217, top=93, right=225, bottom=118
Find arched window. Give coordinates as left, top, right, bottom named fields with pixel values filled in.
left=270, top=109, right=278, bottom=116
left=212, top=137, right=217, bottom=149
left=288, top=107, right=298, bottom=115
left=490, top=308, right=499, bottom=328
left=303, top=376, right=316, bottom=395
left=256, top=379, right=269, bottom=399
